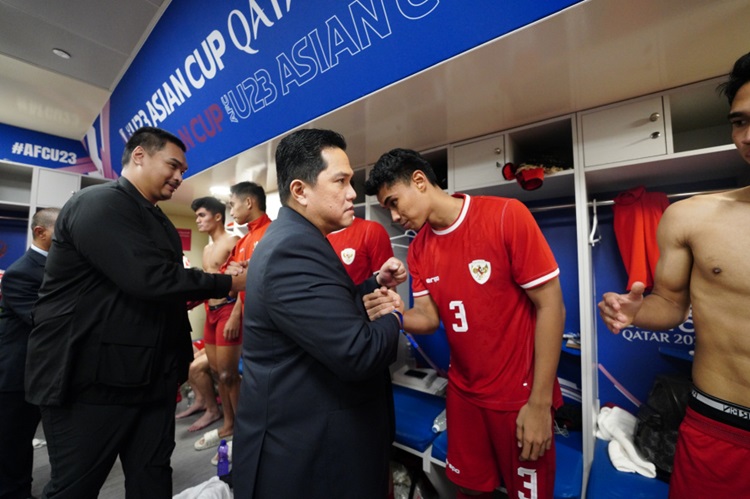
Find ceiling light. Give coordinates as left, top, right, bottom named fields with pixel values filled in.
left=210, top=185, right=231, bottom=198
left=52, top=48, right=71, bottom=59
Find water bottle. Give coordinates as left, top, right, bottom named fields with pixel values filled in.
left=432, top=409, right=447, bottom=433
left=216, top=439, right=230, bottom=476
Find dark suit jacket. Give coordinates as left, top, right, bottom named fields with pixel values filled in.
left=25, top=177, right=232, bottom=406
left=233, top=207, right=401, bottom=499
left=0, top=248, right=46, bottom=392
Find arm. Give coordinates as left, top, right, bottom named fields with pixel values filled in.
left=67, top=190, right=232, bottom=301
left=403, top=295, right=441, bottom=335
left=0, top=260, right=40, bottom=326
left=223, top=298, right=243, bottom=340
left=598, top=202, right=692, bottom=333
left=516, top=277, right=565, bottom=461
left=264, top=238, right=401, bottom=381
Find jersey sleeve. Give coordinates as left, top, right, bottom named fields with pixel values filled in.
left=406, top=242, right=429, bottom=298
left=503, top=199, right=559, bottom=289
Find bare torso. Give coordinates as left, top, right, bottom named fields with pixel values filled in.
left=203, top=231, right=239, bottom=306
left=678, top=188, right=750, bottom=406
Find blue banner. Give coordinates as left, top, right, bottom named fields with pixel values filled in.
left=0, top=123, right=96, bottom=173
left=90, top=0, right=580, bottom=179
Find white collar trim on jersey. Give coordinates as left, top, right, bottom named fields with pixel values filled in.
left=432, top=194, right=470, bottom=236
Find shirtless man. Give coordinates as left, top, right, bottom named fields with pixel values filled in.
left=176, top=196, right=239, bottom=432
left=598, top=51, right=750, bottom=498
left=194, top=182, right=272, bottom=451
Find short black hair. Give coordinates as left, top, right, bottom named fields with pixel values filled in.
left=718, top=51, right=750, bottom=105
left=31, top=207, right=60, bottom=231
left=191, top=196, right=227, bottom=224
left=365, top=148, right=439, bottom=196
left=275, top=129, right=347, bottom=206
left=122, top=126, right=186, bottom=167
left=230, top=181, right=266, bottom=212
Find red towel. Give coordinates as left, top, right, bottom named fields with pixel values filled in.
left=613, top=186, right=669, bottom=291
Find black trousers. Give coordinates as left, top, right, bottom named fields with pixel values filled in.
left=0, top=391, right=41, bottom=499
left=39, top=398, right=176, bottom=499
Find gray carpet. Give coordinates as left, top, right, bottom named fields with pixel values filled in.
left=30, top=398, right=228, bottom=498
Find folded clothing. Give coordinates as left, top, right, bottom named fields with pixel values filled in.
left=596, top=406, right=656, bottom=478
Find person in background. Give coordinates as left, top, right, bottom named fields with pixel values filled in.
left=232, top=128, right=406, bottom=498
left=364, top=148, right=565, bottom=499
left=598, top=51, right=750, bottom=498
left=24, top=126, right=245, bottom=499
left=176, top=196, right=239, bottom=432
left=193, top=182, right=271, bottom=454
left=327, top=216, right=394, bottom=285
left=0, top=207, right=59, bottom=499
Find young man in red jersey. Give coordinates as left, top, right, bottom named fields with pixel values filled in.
left=365, top=148, right=565, bottom=499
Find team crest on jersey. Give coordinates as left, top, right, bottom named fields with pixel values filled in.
left=469, top=259, right=491, bottom=284
left=341, top=248, right=355, bottom=265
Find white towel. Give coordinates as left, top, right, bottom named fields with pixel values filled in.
left=172, top=476, right=232, bottom=499
left=596, top=406, right=657, bottom=478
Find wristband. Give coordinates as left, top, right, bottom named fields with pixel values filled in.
left=391, top=310, right=404, bottom=333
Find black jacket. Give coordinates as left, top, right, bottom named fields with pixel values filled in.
left=0, top=248, right=46, bottom=392
left=233, top=207, right=400, bottom=498
left=25, top=177, right=232, bottom=406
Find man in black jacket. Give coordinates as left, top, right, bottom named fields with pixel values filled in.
left=25, top=127, right=245, bottom=499
left=0, top=207, right=59, bottom=499
left=232, top=128, right=406, bottom=498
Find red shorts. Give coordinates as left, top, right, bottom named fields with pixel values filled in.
left=202, top=302, right=241, bottom=346
left=445, top=386, right=556, bottom=498
left=669, top=391, right=750, bottom=498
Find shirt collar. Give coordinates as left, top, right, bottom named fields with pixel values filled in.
left=30, top=244, right=48, bottom=257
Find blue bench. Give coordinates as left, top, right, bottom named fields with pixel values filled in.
left=392, top=384, right=445, bottom=452
left=587, top=438, right=668, bottom=498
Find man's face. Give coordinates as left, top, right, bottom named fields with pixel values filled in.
left=303, top=147, right=357, bottom=234
left=227, top=193, right=251, bottom=225
left=135, top=142, right=187, bottom=204
left=194, top=207, right=220, bottom=233
left=377, top=178, right=429, bottom=232
left=730, top=81, right=750, bottom=165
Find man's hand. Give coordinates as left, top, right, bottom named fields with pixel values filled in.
left=225, top=261, right=247, bottom=275
left=375, top=257, right=407, bottom=288
left=597, top=281, right=646, bottom=334
left=363, top=287, right=403, bottom=321
left=223, top=308, right=241, bottom=340
left=515, top=401, right=553, bottom=461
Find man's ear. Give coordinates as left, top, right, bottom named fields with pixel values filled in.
left=412, top=170, right=427, bottom=192
left=290, top=179, right=308, bottom=207
left=131, top=146, right=145, bottom=166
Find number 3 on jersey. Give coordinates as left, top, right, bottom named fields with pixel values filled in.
left=449, top=300, right=468, bottom=332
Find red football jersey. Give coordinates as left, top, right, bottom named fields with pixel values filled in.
left=408, top=194, right=563, bottom=410
left=327, top=217, right=394, bottom=285
left=221, top=213, right=272, bottom=302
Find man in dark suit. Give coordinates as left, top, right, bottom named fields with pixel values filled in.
left=0, top=207, right=59, bottom=499
left=232, top=129, right=407, bottom=498
left=25, top=127, right=246, bottom=499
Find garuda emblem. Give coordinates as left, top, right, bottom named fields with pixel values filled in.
left=469, top=259, right=491, bottom=284
left=341, top=248, right=355, bottom=265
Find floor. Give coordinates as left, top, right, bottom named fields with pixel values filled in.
left=30, top=397, right=228, bottom=498
left=29, top=399, right=504, bottom=498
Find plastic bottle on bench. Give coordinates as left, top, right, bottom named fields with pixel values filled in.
left=432, top=409, right=447, bottom=433
left=217, top=439, right=230, bottom=477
